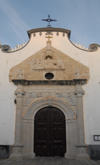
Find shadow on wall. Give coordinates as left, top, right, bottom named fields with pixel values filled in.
left=0, top=145, right=10, bottom=159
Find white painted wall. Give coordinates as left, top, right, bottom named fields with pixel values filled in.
left=0, top=31, right=100, bottom=145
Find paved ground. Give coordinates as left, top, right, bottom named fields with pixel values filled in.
left=0, top=157, right=98, bottom=165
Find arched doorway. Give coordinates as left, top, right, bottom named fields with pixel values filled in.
left=34, top=106, right=66, bottom=157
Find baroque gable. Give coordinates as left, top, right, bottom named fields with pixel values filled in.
left=9, top=40, right=89, bottom=82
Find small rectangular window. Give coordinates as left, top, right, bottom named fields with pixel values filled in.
left=94, top=135, right=100, bottom=141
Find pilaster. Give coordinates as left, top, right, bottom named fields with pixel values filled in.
left=74, top=84, right=89, bottom=160
left=65, top=119, right=77, bottom=159
left=10, top=85, right=26, bottom=160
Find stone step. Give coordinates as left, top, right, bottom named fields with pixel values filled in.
left=0, top=157, right=98, bottom=165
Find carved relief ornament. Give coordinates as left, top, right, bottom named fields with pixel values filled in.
left=9, top=44, right=90, bottom=83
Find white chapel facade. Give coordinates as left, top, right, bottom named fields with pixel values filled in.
left=0, top=27, right=100, bottom=160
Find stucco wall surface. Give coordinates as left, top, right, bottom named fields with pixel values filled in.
left=0, top=31, right=100, bottom=145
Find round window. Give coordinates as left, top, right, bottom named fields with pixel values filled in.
left=45, top=73, right=54, bottom=80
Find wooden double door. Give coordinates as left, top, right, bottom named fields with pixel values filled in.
left=34, top=106, right=66, bottom=156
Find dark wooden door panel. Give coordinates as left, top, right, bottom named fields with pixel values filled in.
left=34, top=107, right=66, bottom=156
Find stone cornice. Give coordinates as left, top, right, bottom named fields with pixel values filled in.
left=12, top=79, right=87, bottom=85
left=27, top=27, right=71, bottom=38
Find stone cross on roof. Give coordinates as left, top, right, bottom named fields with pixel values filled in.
left=45, top=35, right=53, bottom=41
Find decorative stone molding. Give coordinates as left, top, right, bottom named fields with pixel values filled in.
left=22, top=97, right=76, bottom=120
left=14, top=91, right=26, bottom=96
left=74, top=89, right=85, bottom=96
left=0, top=42, right=29, bottom=53
left=11, top=42, right=28, bottom=52
left=12, top=79, right=88, bottom=85
left=1, top=45, right=11, bottom=53
left=22, top=86, right=77, bottom=106
left=9, top=41, right=89, bottom=82
left=72, top=42, right=88, bottom=51
left=88, top=43, right=100, bottom=52
left=27, top=27, right=71, bottom=38
left=14, top=85, right=26, bottom=96
left=45, top=32, right=53, bottom=35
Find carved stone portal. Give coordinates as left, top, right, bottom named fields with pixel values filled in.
left=9, top=40, right=90, bottom=160
left=9, top=83, right=89, bottom=160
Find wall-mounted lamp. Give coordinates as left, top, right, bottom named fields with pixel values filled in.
left=94, top=135, right=100, bottom=141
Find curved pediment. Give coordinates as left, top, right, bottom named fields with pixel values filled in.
left=9, top=41, right=89, bottom=83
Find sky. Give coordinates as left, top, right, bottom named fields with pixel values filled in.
left=0, top=0, right=100, bottom=48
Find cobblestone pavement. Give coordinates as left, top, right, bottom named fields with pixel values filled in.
left=0, top=157, right=98, bottom=165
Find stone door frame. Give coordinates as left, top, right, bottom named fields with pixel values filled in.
left=21, top=97, right=77, bottom=159
left=10, top=83, right=89, bottom=160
